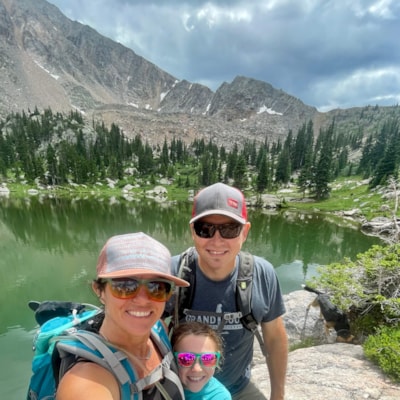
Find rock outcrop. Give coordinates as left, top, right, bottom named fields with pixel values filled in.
left=250, top=290, right=400, bottom=399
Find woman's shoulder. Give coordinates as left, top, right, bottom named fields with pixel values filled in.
left=57, top=362, right=119, bottom=400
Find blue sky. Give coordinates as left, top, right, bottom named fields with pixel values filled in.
left=47, top=0, right=400, bottom=112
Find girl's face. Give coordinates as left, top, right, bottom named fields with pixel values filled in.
left=174, top=334, right=218, bottom=393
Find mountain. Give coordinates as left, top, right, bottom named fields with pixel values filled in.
left=0, top=0, right=399, bottom=148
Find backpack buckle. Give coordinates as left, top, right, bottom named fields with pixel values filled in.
left=240, top=313, right=258, bottom=332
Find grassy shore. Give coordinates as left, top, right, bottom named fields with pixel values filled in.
left=283, top=177, right=389, bottom=220
left=1, top=175, right=395, bottom=221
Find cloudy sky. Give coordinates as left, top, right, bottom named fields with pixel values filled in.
left=47, top=0, right=400, bottom=112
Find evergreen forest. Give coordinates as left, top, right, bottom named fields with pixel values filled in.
left=0, top=107, right=399, bottom=199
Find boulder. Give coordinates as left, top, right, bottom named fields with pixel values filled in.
left=250, top=290, right=400, bottom=399
left=0, top=183, right=10, bottom=197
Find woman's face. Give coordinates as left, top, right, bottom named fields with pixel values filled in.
left=95, top=275, right=167, bottom=340
left=174, top=334, right=218, bottom=393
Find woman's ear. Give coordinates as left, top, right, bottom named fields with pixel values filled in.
left=92, top=281, right=105, bottom=304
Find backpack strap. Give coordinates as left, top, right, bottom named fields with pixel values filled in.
left=173, top=247, right=196, bottom=328
left=56, top=321, right=184, bottom=400
left=150, top=319, right=185, bottom=399
left=175, top=248, right=267, bottom=357
left=236, top=251, right=256, bottom=330
left=56, top=331, right=135, bottom=399
left=236, top=251, right=267, bottom=357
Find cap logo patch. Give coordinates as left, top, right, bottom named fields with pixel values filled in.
left=227, top=198, right=239, bottom=209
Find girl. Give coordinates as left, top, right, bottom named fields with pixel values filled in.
left=171, top=322, right=231, bottom=399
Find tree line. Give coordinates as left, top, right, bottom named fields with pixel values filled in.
left=0, top=107, right=399, bottom=199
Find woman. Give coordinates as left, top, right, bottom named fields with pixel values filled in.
left=56, top=232, right=189, bottom=400
left=171, top=322, right=231, bottom=399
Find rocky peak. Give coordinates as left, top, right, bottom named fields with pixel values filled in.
left=209, top=76, right=316, bottom=118
left=159, top=79, right=214, bottom=114
left=0, top=0, right=178, bottom=114
left=1, top=0, right=398, bottom=149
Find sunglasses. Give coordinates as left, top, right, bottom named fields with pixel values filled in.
left=193, top=221, right=243, bottom=239
left=105, top=278, right=175, bottom=302
left=174, top=352, right=221, bottom=369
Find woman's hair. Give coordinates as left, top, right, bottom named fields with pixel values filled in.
left=171, top=322, right=224, bottom=365
left=93, top=278, right=106, bottom=292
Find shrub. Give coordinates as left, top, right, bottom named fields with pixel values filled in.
left=363, top=325, right=400, bottom=382
left=309, top=244, right=400, bottom=337
left=308, top=243, right=400, bottom=380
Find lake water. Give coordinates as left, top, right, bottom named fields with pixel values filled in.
left=0, top=194, right=382, bottom=398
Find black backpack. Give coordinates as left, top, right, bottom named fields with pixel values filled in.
left=173, top=247, right=267, bottom=357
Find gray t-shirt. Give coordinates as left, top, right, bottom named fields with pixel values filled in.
left=170, top=250, right=286, bottom=394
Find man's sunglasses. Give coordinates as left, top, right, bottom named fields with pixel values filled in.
left=193, top=221, right=243, bottom=239
left=104, top=278, right=175, bottom=302
left=174, top=352, right=221, bottom=369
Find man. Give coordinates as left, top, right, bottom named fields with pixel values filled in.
left=169, top=182, right=288, bottom=400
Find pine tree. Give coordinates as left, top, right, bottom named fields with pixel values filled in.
left=226, top=143, right=238, bottom=179
left=200, top=154, right=211, bottom=186
left=298, top=149, right=314, bottom=197
left=46, top=144, right=58, bottom=185
left=313, top=123, right=334, bottom=200
left=370, top=119, right=399, bottom=187
left=256, top=152, right=268, bottom=193
left=160, top=137, right=169, bottom=171
left=275, top=147, right=291, bottom=184
left=233, top=155, right=247, bottom=189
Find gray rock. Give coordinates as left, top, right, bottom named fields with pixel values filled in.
left=250, top=290, right=400, bottom=399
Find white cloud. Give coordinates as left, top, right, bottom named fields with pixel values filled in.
left=359, top=0, right=397, bottom=19
left=312, top=67, right=400, bottom=111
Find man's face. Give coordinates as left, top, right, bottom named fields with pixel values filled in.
left=190, top=214, right=251, bottom=280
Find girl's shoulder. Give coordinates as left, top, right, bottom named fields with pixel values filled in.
left=184, top=377, right=231, bottom=400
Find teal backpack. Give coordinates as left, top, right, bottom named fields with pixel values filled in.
left=27, top=300, right=183, bottom=400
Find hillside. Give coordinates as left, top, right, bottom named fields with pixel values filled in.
left=0, top=0, right=399, bottom=148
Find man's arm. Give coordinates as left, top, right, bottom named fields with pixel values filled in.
left=261, top=316, right=288, bottom=400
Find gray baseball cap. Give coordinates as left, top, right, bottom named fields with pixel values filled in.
left=190, top=183, right=247, bottom=224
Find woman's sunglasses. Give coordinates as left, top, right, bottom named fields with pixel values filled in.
left=105, top=278, right=175, bottom=302
left=193, top=221, right=243, bottom=239
left=174, top=352, right=221, bottom=368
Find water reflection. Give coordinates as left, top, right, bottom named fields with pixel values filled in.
left=249, top=210, right=370, bottom=267
left=0, top=195, right=192, bottom=254
left=0, top=195, right=382, bottom=316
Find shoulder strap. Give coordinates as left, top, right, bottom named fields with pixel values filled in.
left=236, top=252, right=267, bottom=357
left=150, top=320, right=171, bottom=354
left=236, top=251, right=256, bottom=330
left=173, top=247, right=196, bottom=328
left=56, top=323, right=184, bottom=400
left=174, top=248, right=267, bottom=357
left=56, top=331, right=136, bottom=399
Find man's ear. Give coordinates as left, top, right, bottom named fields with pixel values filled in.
left=242, top=222, right=251, bottom=240
left=190, top=223, right=196, bottom=240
